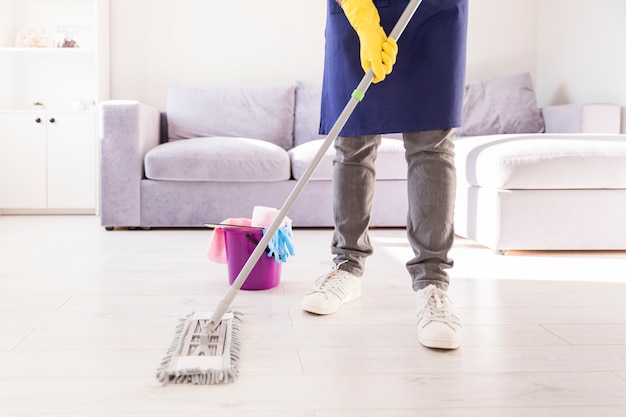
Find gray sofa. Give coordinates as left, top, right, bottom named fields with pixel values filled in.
left=100, top=73, right=625, bottom=255
left=99, top=81, right=409, bottom=229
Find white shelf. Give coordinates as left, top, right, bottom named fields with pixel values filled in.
left=0, top=47, right=95, bottom=55
left=0, top=109, right=97, bottom=115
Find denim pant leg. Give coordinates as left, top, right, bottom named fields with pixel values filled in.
left=331, top=134, right=382, bottom=277
left=403, top=129, right=457, bottom=291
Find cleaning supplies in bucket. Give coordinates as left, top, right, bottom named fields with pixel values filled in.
left=253, top=206, right=295, bottom=263
left=206, top=206, right=295, bottom=290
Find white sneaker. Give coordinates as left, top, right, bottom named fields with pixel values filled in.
left=416, top=284, right=462, bottom=349
left=301, top=264, right=361, bottom=315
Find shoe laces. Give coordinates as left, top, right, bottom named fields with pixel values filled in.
left=419, top=285, right=460, bottom=329
left=312, top=261, right=352, bottom=295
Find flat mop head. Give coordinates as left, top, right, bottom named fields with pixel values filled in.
left=157, top=311, right=242, bottom=385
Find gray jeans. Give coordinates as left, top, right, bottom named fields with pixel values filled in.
left=331, top=129, right=457, bottom=291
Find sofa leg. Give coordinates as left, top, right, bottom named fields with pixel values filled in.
left=105, top=226, right=114, bottom=231
left=493, top=249, right=506, bottom=256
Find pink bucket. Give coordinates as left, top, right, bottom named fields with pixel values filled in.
left=223, top=227, right=281, bottom=290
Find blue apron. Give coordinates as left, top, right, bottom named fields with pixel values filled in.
left=320, top=0, right=468, bottom=136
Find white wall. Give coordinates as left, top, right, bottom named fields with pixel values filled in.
left=536, top=0, right=626, bottom=131
left=109, top=0, right=625, bottom=132
left=465, top=0, right=538, bottom=84
left=110, top=0, right=326, bottom=110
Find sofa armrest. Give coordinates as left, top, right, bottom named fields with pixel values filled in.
left=99, top=100, right=161, bottom=227
left=542, top=103, right=621, bottom=134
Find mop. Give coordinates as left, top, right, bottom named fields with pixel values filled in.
left=156, top=0, right=423, bottom=385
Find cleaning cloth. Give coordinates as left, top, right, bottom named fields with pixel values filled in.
left=206, top=218, right=252, bottom=263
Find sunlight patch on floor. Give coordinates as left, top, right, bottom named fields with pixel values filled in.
left=372, top=234, right=626, bottom=284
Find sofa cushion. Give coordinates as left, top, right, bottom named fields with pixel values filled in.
left=294, top=80, right=325, bottom=147
left=455, top=133, right=626, bottom=189
left=289, top=137, right=407, bottom=181
left=144, top=137, right=291, bottom=182
left=166, top=83, right=296, bottom=150
left=458, top=72, right=545, bottom=137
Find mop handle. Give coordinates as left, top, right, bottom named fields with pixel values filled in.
left=208, top=0, right=423, bottom=332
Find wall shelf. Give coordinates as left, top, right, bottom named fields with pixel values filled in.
left=0, top=47, right=95, bottom=55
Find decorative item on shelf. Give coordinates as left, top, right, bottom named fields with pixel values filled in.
left=33, top=101, right=45, bottom=111
left=71, top=99, right=85, bottom=111
left=61, top=38, right=79, bottom=48
left=56, top=25, right=95, bottom=49
left=15, top=30, right=54, bottom=48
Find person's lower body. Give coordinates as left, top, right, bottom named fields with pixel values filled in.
left=301, top=129, right=462, bottom=349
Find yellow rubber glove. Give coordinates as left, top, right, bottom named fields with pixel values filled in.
left=341, top=0, right=398, bottom=83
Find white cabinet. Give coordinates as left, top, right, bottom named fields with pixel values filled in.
left=0, top=113, right=47, bottom=208
left=0, top=0, right=108, bottom=213
left=0, top=112, right=96, bottom=210
left=47, top=113, right=96, bottom=209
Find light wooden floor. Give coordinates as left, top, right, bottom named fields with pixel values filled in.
left=1, top=215, right=626, bottom=416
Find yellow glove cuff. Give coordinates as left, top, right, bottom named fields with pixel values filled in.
left=341, top=0, right=381, bottom=32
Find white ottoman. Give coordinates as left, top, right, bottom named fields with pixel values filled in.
left=454, top=133, right=626, bottom=253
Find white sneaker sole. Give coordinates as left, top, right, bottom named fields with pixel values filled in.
left=301, top=290, right=361, bottom=315
left=418, top=337, right=461, bottom=350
